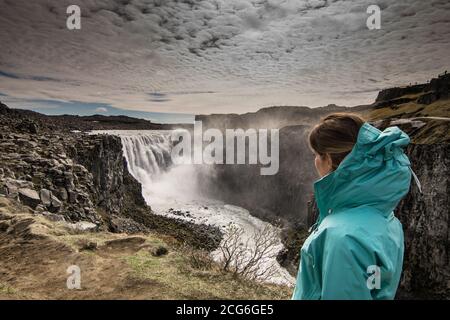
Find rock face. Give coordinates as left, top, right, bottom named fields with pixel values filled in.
left=0, top=130, right=100, bottom=223
left=18, top=188, right=41, bottom=209
left=278, top=143, right=450, bottom=299
left=395, top=143, right=449, bottom=299
left=67, top=134, right=143, bottom=217
left=65, top=134, right=222, bottom=250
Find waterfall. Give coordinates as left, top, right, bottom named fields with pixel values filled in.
left=120, top=131, right=173, bottom=183
left=90, top=129, right=295, bottom=286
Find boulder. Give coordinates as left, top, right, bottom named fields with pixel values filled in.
left=0, top=179, right=6, bottom=195
left=15, top=119, right=39, bottom=134
left=6, top=178, right=33, bottom=189
left=57, top=188, right=68, bottom=201
left=35, top=204, right=46, bottom=212
left=68, top=190, right=78, bottom=204
left=152, top=246, right=169, bottom=257
left=49, top=194, right=62, bottom=213
left=5, top=184, right=18, bottom=198
left=18, top=188, right=41, bottom=209
left=39, top=189, right=52, bottom=206
left=68, top=221, right=98, bottom=232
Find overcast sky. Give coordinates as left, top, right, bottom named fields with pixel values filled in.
left=0, top=0, right=449, bottom=122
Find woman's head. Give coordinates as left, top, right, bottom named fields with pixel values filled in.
left=309, top=113, right=365, bottom=177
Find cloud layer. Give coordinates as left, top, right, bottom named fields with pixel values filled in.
left=0, top=0, right=449, bottom=115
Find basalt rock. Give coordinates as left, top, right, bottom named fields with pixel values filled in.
left=18, top=188, right=41, bottom=209
left=395, top=143, right=450, bottom=299
left=375, top=73, right=450, bottom=106
left=39, top=189, right=52, bottom=207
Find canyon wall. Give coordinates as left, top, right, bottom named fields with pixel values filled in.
left=196, top=104, right=371, bottom=131
left=198, top=125, right=316, bottom=225
left=277, top=143, right=450, bottom=299
left=375, top=73, right=450, bottom=106
left=395, top=143, right=449, bottom=299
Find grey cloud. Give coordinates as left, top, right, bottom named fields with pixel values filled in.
left=149, top=92, right=171, bottom=102
left=0, top=70, right=60, bottom=82
left=0, top=0, right=449, bottom=114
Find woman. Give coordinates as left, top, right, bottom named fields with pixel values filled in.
left=292, top=113, right=413, bottom=300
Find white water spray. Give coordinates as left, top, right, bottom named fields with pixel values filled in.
left=92, top=130, right=294, bottom=285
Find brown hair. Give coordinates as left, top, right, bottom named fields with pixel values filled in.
left=309, top=113, right=365, bottom=170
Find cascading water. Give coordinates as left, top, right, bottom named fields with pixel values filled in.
left=92, top=130, right=294, bottom=286
left=120, top=132, right=174, bottom=199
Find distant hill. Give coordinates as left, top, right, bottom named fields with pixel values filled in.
left=196, top=104, right=372, bottom=130
left=0, top=102, right=191, bottom=131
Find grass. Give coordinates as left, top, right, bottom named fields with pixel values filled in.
left=409, top=119, right=450, bottom=144
left=0, top=282, right=29, bottom=299
left=369, top=98, right=450, bottom=121
left=50, top=221, right=292, bottom=299
left=416, top=99, right=450, bottom=117
left=124, top=248, right=292, bottom=300
left=369, top=102, right=425, bottom=120
left=367, top=97, right=450, bottom=144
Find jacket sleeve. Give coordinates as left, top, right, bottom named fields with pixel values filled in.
left=319, top=233, right=375, bottom=300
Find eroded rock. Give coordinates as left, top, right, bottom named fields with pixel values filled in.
left=18, top=188, right=41, bottom=209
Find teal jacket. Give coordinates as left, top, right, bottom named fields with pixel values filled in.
left=292, top=123, right=412, bottom=300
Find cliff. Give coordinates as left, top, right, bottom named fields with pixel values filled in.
left=0, top=196, right=288, bottom=299
left=0, top=102, right=221, bottom=250
left=276, top=143, right=450, bottom=299
left=376, top=73, right=450, bottom=106
left=395, top=143, right=449, bottom=299
left=1, top=70, right=448, bottom=298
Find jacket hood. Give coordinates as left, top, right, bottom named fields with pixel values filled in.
left=314, top=122, right=412, bottom=223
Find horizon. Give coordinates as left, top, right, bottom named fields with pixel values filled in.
left=3, top=68, right=446, bottom=124
left=0, top=70, right=443, bottom=124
